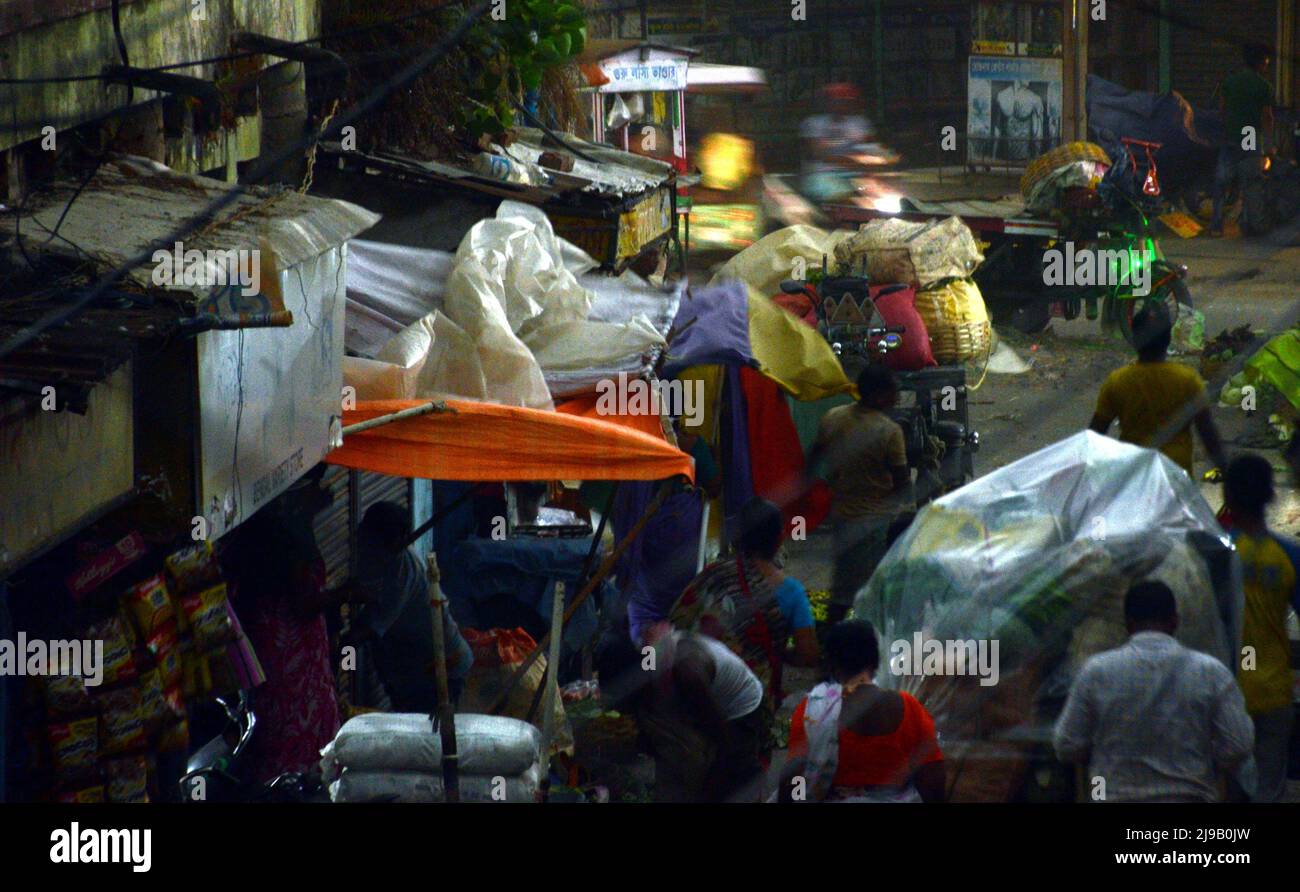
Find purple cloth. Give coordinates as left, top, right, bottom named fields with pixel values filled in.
left=722, top=365, right=755, bottom=528
left=661, top=281, right=754, bottom=376
left=616, top=483, right=704, bottom=642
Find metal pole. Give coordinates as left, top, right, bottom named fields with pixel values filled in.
left=538, top=580, right=567, bottom=801
left=340, top=400, right=455, bottom=438
left=426, top=552, right=459, bottom=802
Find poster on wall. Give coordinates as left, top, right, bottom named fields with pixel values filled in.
left=967, top=55, right=1062, bottom=165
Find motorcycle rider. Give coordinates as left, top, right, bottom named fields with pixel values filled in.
left=800, top=82, right=875, bottom=203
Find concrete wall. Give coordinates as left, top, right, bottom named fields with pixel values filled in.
left=0, top=364, right=134, bottom=577
left=0, top=0, right=318, bottom=172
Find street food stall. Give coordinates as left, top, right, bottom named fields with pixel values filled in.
left=579, top=41, right=771, bottom=261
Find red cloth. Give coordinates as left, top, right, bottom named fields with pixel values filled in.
left=241, top=559, right=340, bottom=783
left=771, top=287, right=819, bottom=328
left=788, top=690, right=943, bottom=788
left=738, top=366, right=831, bottom=535
left=871, top=285, right=937, bottom=372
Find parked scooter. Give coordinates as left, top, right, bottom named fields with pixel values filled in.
left=178, top=692, right=326, bottom=803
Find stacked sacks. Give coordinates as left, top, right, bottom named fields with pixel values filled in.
left=321, top=713, right=542, bottom=803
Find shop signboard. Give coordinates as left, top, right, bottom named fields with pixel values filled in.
left=597, top=48, right=690, bottom=93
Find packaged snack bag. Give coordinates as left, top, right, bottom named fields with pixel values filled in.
left=136, top=668, right=168, bottom=734
left=83, top=615, right=138, bottom=687
left=164, top=542, right=221, bottom=595
left=47, top=717, right=100, bottom=777
left=180, top=584, right=234, bottom=649
left=121, top=574, right=176, bottom=641
left=98, top=685, right=149, bottom=755
left=105, top=755, right=151, bottom=803
left=42, top=672, right=95, bottom=719
left=150, top=627, right=183, bottom=689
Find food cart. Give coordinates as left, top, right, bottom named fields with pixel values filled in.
left=578, top=41, right=770, bottom=263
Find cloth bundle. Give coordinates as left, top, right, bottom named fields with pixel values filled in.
left=322, top=712, right=542, bottom=803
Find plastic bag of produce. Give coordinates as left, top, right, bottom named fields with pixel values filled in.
left=833, top=216, right=983, bottom=288
left=855, top=430, right=1241, bottom=798
left=329, top=762, right=541, bottom=803
left=320, top=713, right=541, bottom=780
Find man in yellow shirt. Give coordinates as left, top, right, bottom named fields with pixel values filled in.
left=1089, top=304, right=1227, bottom=476
left=806, top=365, right=912, bottom=623
left=1224, top=454, right=1300, bottom=802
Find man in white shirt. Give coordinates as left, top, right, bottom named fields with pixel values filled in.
left=597, top=628, right=765, bottom=802
left=1054, top=580, right=1254, bottom=802
left=800, top=82, right=874, bottom=202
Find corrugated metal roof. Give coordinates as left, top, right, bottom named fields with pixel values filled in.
left=0, top=156, right=380, bottom=413
left=319, top=128, right=674, bottom=202
left=2, top=156, right=380, bottom=297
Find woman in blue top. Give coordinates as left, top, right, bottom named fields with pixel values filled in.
left=671, top=497, right=820, bottom=729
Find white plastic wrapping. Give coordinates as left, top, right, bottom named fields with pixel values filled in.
left=342, top=202, right=673, bottom=407
left=854, top=431, right=1242, bottom=741
left=320, top=713, right=542, bottom=780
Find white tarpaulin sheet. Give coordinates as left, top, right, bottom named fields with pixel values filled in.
left=344, top=202, right=679, bottom=407
left=854, top=431, right=1242, bottom=740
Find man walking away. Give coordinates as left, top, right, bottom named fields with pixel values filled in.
left=1223, top=453, right=1300, bottom=802
left=1090, top=303, right=1228, bottom=478
left=1054, top=581, right=1254, bottom=802
left=1211, top=43, right=1275, bottom=236
left=807, top=364, right=912, bottom=623
left=354, top=501, right=474, bottom=713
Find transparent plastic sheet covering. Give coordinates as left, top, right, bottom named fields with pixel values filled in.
left=852, top=431, right=1242, bottom=749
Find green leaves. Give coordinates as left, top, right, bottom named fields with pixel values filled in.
left=458, top=0, right=587, bottom=142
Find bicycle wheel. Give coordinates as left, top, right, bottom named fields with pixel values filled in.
left=1109, top=264, right=1191, bottom=347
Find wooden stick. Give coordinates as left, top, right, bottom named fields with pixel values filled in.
left=486, top=478, right=677, bottom=715
left=342, top=400, right=455, bottom=437
left=538, top=580, right=566, bottom=801
left=426, top=552, right=459, bottom=802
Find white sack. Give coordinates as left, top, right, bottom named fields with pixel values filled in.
left=321, top=713, right=542, bottom=780
left=329, top=763, right=542, bottom=803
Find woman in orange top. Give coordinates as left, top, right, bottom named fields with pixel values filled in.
left=781, top=620, right=945, bottom=802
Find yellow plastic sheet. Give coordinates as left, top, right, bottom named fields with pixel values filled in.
left=746, top=286, right=854, bottom=401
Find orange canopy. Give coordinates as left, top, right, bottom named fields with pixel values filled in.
left=555, top=393, right=669, bottom=442
left=327, top=399, right=694, bottom=482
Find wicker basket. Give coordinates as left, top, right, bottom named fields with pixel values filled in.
left=915, top=279, right=992, bottom=365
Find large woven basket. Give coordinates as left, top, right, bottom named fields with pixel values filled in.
left=915, top=279, right=992, bottom=365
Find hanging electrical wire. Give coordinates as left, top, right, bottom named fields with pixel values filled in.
left=0, top=0, right=496, bottom=363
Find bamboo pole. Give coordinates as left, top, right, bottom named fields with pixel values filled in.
left=341, top=400, right=455, bottom=438
left=486, top=478, right=677, bottom=716
left=426, top=552, right=459, bottom=802
left=538, top=580, right=566, bottom=801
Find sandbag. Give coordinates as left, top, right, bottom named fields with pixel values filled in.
left=329, top=763, right=542, bottom=803
left=833, top=216, right=983, bottom=289
left=320, top=712, right=541, bottom=780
